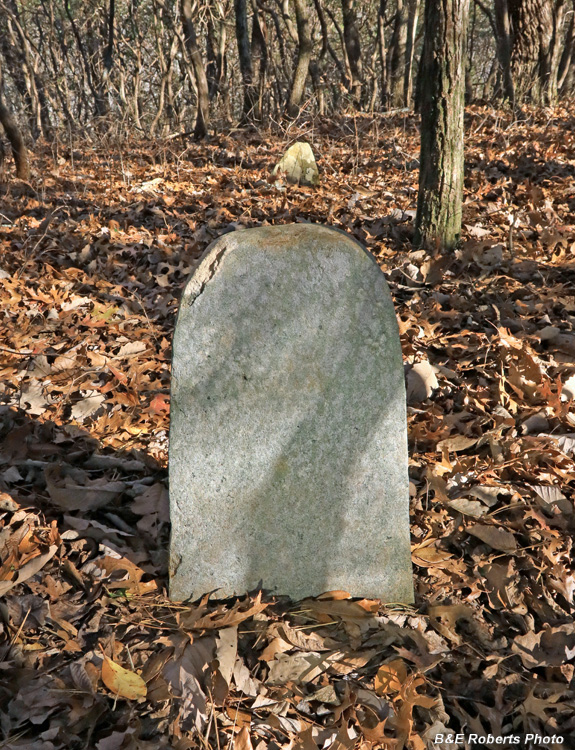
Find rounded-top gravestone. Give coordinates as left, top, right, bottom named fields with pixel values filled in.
left=169, top=223, right=413, bottom=602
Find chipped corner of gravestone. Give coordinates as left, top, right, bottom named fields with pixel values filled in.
left=169, top=223, right=413, bottom=604
left=272, top=142, right=320, bottom=187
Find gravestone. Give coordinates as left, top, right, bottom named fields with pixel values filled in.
left=272, top=142, right=320, bottom=186
left=169, top=224, right=413, bottom=603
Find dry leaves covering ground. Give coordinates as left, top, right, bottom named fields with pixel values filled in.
left=0, top=107, right=574, bottom=749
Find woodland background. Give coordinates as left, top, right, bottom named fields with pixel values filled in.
left=1, top=1, right=575, bottom=749
left=2, top=0, right=575, bottom=148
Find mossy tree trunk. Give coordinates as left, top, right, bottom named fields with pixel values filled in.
left=414, top=0, right=469, bottom=252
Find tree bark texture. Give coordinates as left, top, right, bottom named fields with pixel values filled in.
left=234, top=0, right=256, bottom=120
left=403, top=0, right=420, bottom=106
left=494, top=0, right=515, bottom=103
left=0, top=94, right=30, bottom=179
left=388, top=0, right=408, bottom=106
left=414, top=0, right=469, bottom=251
left=341, top=0, right=363, bottom=105
left=378, top=0, right=389, bottom=108
left=286, top=0, right=313, bottom=117
left=181, top=0, right=210, bottom=137
left=251, top=4, right=268, bottom=121
left=508, top=0, right=565, bottom=104
left=558, top=2, right=575, bottom=91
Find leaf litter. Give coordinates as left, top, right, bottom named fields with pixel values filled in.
left=0, top=108, right=575, bottom=746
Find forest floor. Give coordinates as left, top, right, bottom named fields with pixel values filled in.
left=0, top=106, right=574, bottom=749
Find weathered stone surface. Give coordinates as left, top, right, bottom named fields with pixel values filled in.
left=272, top=142, right=319, bottom=186
left=169, top=224, right=412, bottom=602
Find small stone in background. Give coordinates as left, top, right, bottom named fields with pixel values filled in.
left=273, top=142, right=319, bottom=186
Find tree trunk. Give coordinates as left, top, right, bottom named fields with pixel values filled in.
left=341, top=0, right=363, bottom=106
left=541, top=0, right=566, bottom=103
left=558, top=3, right=575, bottom=90
left=103, top=0, right=115, bottom=72
left=388, top=0, right=408, bottom=107
left=234, top=0, right=256, bottom=121
left=378, top=0, right=389, bottom=108
left=251, top=2, right=268, bottom=121
left=286, top=0, right=313, bottom=118
left=0, top=94, right=30, bottom=180
left=559, top=1, right=575, bottom=93
left=1, top=6, right=44, bottom=137
left=181, top=0, right=210, bottom=138
left=65, top=0, right=107, bottom=119
left=493, top=0, right=515, bottom=103
left=403, top=0, right=420, bottom=106
left=414, top=0, right=470, bottom=251
left=508, top=0, right=541, bottom=100
left=312, top=0, right=330, bottom=113
left=508, top=0, right=565, bottom=104
left=465, top=0, right=476, bottom=101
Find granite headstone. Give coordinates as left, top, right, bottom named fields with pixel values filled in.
left=169, top=224, right=413, bottom=602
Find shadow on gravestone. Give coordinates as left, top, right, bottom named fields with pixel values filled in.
left=169, top=224, right=413, bottom=603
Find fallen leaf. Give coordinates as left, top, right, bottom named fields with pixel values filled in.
left=468, top=524, right=517, bottom=552
left=215, top=626, right=238, bottom=688
left=71, top=392, right=106, bottom=421
left=45, top=464, right=125, bottom=511
left=234, top=726, right=254, bottom=750
left=0, top=544, right=58, bottom=596
left=101, top=653, right=147, bottom=700
left=406, top=361, right=439, bottom=403
left=181, top=593, right=269, bottom=629
left=512, top=624, right=575, bottom=669
left=375, top=659, right=408, bottom=695
left=87, top=555, right=157, bottom=594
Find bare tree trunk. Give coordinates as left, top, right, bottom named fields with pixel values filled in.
left=559, top=0, right=575, bottom=92
left=558, top=1, right=575, bottom=90
left=541, top=0, right=566, bottom=103
left=403, top=0, right=420, bottom=106
left=234, top=0, right=256, bottom=121
left=491, top=0, right=515, bottom=103
left=341, top=0, right=363, bottom=106
left=465, top=0, right=475, bottom=100
left=103, top=0, right=115, bottom=73
left=483, top=54, right=499, bottom=98
left=508, top=0, right=565, bottom=104
left=312, top=0, right=330, bottom=113
left=415, top=0, right=470, bottom=251
left=378, top=0, right=389, bottom=108
left=181, top=0, right=210, bottom=138
left=207, top=13, right=226, bottom=100
left=388, top=0, right=408, bottom=107
left=286, top=0, right=313, bottom=118
left=0, top=94, right=29, bottom=180
left=100, top=0, right=115, bottom=113
left=323, top=6, right=351, bottom=90
left=65, top=0, right=107, bottom=119
left=2, top=4, right=47, bottom=137
left=251, top=1, right=268, bottom=121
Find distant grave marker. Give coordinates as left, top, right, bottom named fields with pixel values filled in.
left=272, top=142, right=319, bottom=186
left=169, top=224, right=413, bottom=602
